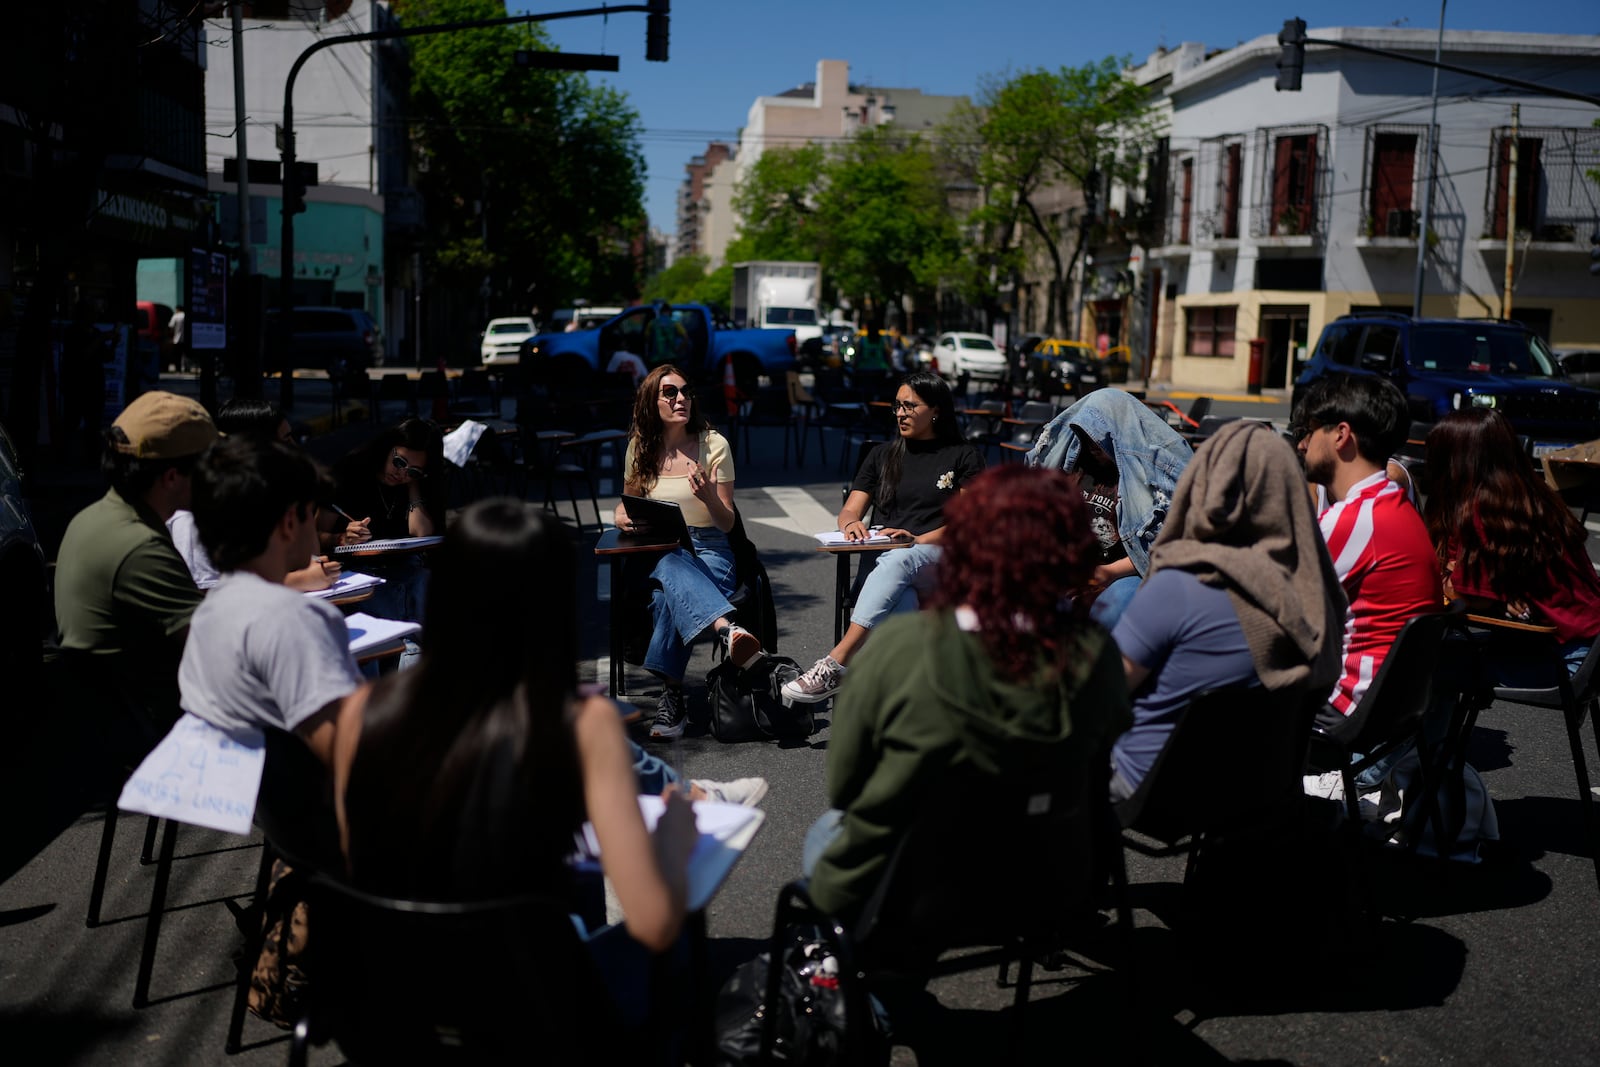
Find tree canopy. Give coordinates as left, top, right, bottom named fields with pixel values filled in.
left=394, top=0, right=647, bottom=315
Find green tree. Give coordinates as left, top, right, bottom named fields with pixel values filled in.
left=395, top=0, right=647, bottom=330
left=728, top=144, right=827, bottom=262
left=812, top=127, right=959, bottom=325
left=950, top=58, right=1163, bottom=334
left=641, top=254, right=710, bottom=303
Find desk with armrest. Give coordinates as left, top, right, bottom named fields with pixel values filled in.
left=595, top=527, right=682, bottom=697
left=816, top=539, right=914, bottom=644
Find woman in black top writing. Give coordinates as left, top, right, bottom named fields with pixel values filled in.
left=784, top=371, right=985, bottom=703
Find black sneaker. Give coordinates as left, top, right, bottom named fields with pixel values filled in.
left=719, top=624, right=763, bottom=669
left=650, top=686, right=687, bottom=740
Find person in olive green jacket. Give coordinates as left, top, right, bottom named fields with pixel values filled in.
left=803, top=465, right=1132, bottom=921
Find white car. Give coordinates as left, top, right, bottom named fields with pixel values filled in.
left=480, top=317, right=538, bottom=365
left=932, top=332, right=1007, bottom=381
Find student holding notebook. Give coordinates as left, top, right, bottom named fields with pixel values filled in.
left=613, top=365, right=767, bottom=740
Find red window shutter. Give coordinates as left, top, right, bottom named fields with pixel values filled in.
left=1493, top=135, right=1512, bottom=239
left=1272, top=138, right=1294, bottom=233
left=1300, top=135, right=1318, bottom=228
left=1223, top=144, right=1242, bottom=239
left=1180, top=159, right=1193, bottom=244
left=1370, top=134, right=1416, bottom=236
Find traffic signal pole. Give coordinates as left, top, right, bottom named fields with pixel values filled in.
left=276, top=1, right=669, bottom=413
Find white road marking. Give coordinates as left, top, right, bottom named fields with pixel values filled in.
left=751, top=486, right=838, bottom=539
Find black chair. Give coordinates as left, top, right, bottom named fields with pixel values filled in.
left=733, top=384, right=802, bottom=469
left=1117, top=684, right=1314, bottom=886
left=288, top=875, right=634, bottom=1066
left=760, top=760, right=1129, bottom=1064
left=371, top=374, right=418, bottom=420
left=451, top=367, right=500, bottom=420
left=1305, top=612, right=1454, bottom=862
left=1476, top=629, right=1600, bottom=894
left=961, top=399, right=1008, bottom=463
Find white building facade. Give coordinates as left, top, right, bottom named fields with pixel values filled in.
left=1140, top=28, right=1599, bottom=391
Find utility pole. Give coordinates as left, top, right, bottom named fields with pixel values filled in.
left=1503, top=103, right=1519, bottom=318
left=1410, top=0, right=1445, bottom=320
left=275, top=2, right=670, bottom=412
left=229, top=1, right=260, bottom=403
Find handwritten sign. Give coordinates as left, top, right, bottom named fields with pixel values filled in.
left=117, top=713, right=266, bottom=835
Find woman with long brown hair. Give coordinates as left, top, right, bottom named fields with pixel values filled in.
left=1425, top=409, right=1600, bottom=673
left=613, top=364, right=767, bottom=739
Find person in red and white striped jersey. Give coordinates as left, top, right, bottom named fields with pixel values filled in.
left=1293, top=375, right=1440, bottom=729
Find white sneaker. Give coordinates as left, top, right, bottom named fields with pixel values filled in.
left=692, top=777, right=769, bottom=808
left=783, top=655, right=846, bottom=704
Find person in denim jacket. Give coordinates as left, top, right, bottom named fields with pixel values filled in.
left=1027, top=390, right=1192, bottom=626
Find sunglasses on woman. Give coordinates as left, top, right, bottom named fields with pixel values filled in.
left=390, top=451, right=427, bottom=480
left=659, top=384, right=693, bottom=400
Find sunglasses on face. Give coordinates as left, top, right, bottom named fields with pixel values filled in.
left=659, top=384, right=693, bottom=401
left=390, top=452, right=427, bottom=480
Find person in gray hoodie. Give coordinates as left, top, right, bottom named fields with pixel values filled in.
left=803, top=465, right=1132, bottom=921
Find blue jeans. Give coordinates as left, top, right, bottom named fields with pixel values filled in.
left=643, top=526, right=737, bottom=684
left=631, top=740, right=679, bottom=794
left=1089, top=573, right=1140, bottom=629
left=801, top=808, right=846, bottom=878
left=851, top=544, right=942, bottom=630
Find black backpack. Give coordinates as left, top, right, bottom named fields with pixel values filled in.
left=706, top=655, right=811, bottom=743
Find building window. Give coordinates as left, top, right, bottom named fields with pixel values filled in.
left=1186, top=306, right=1237, bottom=358
left=1219, top=142, right=1242, bottom=239
left=1178, top=158, right=1193, bottom=244
left=1369, top=132, right=1417, bottom=236
left=1491, top=134, right=1543, bottom=239
left=1271, top=134, right=1317, bottom=235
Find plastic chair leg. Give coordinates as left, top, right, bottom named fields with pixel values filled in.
left=1560, top=701, right=1600, bottom=895
left=132, top=819, right=179, bottom=1008
left=86, top=804, right=119, bottom=928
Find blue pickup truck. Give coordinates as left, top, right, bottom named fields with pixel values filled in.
left=520, top=302, right=796, bottom=388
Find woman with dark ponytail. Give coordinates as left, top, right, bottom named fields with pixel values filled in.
left=783, top=371, right=985, bottom=704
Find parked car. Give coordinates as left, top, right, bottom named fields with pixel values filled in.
left=480, top=317, right=538, bottom=366
left=1024, top=339, right=1108, bottom=399
left=1292, top=313, right=1600, bottom=454
left=265, top=306, right=383, bottom=373
left=1556, top=349, right=1600, bottom=389
left=931, top=332, right=1007, bottom=382
left=0, top=416, right=45, bottom=703
left=547, top=305, right=624, bottom=334
left=134, top=300, right=174, bottom=349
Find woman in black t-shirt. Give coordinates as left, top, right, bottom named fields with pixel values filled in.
left=783, top=371, right=985, bottom=703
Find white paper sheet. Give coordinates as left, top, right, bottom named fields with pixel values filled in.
left=117, top=713, right=266, bottom=835
left=343, top=612, right=422, bottom=655
left=814, top=530, right=897, bottom=546
left=442, top=420, right=488, bottom=467
left=303, top=571, right=387, bottom=600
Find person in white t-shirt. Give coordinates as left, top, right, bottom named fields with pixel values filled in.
left=179, top=436, right=366, bottom=771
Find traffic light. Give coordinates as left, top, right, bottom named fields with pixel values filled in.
left=1276, top=17, right=1307, bottom=92
left=1591, top=229, right=1600, bottom=277
left=645, top=0, right=669, bottom=62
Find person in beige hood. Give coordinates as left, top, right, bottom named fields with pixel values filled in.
left=1109, top=419, right=1346, bottom=799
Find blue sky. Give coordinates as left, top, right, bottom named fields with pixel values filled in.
left=535, top=1, right=1599, bottom=236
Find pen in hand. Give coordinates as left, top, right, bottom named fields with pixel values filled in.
left=329, top=503, right=358, bottom=524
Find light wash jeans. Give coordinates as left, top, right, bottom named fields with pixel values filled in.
left=801, top=808, right=846, bottom=878
left=643, top=526, right=737, bottom=684
left=631, top=739, right=679, bottom=794
left=851, top=544, right=942, bottom=630
left=1089, top=573, right=1140, bottom=630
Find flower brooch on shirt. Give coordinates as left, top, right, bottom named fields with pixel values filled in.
left=937, top=470, right=956, bottom=489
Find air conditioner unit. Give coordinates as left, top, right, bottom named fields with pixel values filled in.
left=1386, top=209, right=1417, bottom=237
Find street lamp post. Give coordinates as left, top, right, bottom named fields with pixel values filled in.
left=276, top=2, right=669, bottom=412
left=1411, top=1, right=1446, bottom=320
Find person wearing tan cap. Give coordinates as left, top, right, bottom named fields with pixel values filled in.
left=53, top=391, right=218, bottom=759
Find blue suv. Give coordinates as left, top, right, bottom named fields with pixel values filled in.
left=1292, top=313, right=1600, bottom=454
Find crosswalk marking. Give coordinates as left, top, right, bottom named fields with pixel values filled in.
left=751, top=486, right=837, bottom=539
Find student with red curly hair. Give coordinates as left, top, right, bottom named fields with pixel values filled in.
left=802, top=465, right=1132, bottom=921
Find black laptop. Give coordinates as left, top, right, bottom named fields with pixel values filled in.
left=620, top=495, right=694, bottom=551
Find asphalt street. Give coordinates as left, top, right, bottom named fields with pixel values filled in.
left=4, top=381, right=1600, bottom=1065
